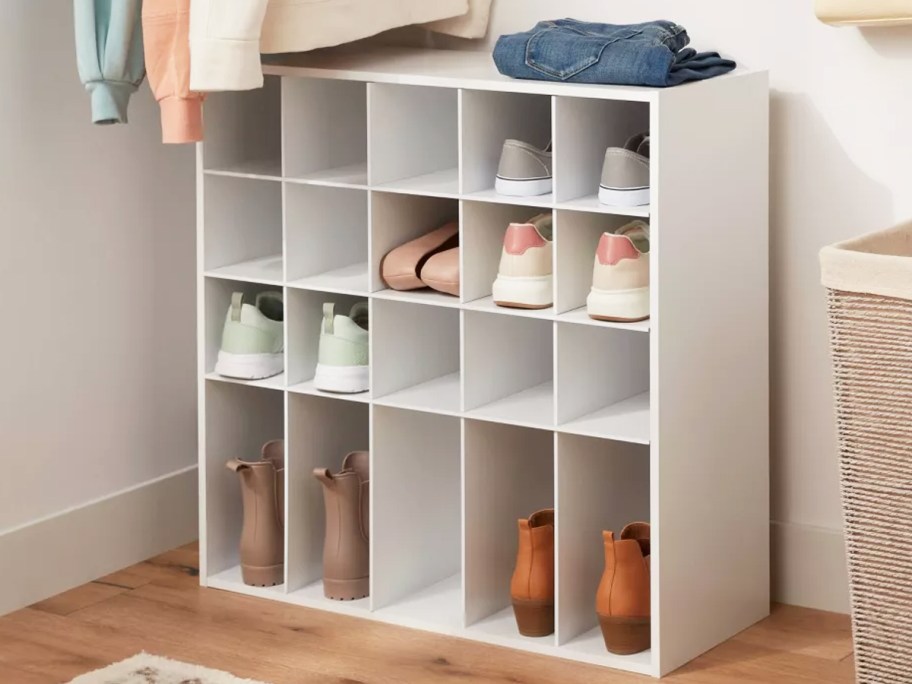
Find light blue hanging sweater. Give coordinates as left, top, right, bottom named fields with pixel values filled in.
left=74, top=0, right=145, bottom=125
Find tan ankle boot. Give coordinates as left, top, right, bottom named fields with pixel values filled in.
left=510, top=509, right=555, bottom=637
left=226, top=440, right=284, bottom=587
left=596, top=522, right=650, bottom=654
left=314, top=451, right=369, bottom=600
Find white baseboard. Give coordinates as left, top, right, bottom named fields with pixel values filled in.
left=0, top=465, right=198, bottom=616
left=771, top=520, right=850, bottom=614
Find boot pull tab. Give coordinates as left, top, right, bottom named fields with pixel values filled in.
left=313, top=467, right=334, bottom=486
left=226, top=459, right=250, bottom=473
left=322, top=303, right=335, bottom=335
left=230, top=292, right=244, bottom=322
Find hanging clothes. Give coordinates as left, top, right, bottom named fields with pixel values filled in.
left=142, top=0, right=204, bottom=143
left=188, top=0, right=492, bottom=93
left=74, top=0, right=145, bottom=125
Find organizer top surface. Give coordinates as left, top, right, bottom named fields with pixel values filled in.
left=263, top=46, right=762, bottom=102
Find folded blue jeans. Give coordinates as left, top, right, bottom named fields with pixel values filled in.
left=493, top=19, right=736, bottom=87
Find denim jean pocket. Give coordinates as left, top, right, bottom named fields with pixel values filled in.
left=525, top=26, right=640, bottom=80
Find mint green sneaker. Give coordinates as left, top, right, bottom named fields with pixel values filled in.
left=215, top=291, right=284, bottom=380
left=313, top=302, right=369, bottom=393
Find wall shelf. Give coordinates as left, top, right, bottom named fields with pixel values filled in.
left=197, top=46, right=770, bottom=678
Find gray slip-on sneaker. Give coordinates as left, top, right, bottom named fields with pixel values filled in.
left=599, top=133, right=650, bottom=207
left=495, top=139, right=553, bottom=197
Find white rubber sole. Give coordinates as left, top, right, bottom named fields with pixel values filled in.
left=598, top=186, right=650, bottom=207
left=587, top=286, right=650, bottom=322
left=495, top=176, right=553, bottom=197
left=313, top=364, right=370, bottom=394
left=214, top=351, right=284, bottom=380
left=492, top=274, right=553, bottom=309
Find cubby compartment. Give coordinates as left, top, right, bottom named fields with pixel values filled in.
left=285, top=184, right=368, bottom=294
left=554, top=210, right=648, bottom=323
left=203, top=278, right=286, bottom=390
left=204, top=380, right=285, bottom=595
left=461, top=89, right=553, bottom=205
left=370, top=191, right=460, bottom=305
left=556, top=324, right=649, bottom=443
left=283, top=78, right=367, bottom=186
left=371, top=407, right=462, bottom=628
left=203, top=174, right=283, bottom=284
left=368, top=84, right=459, bottom=195
left=371, top=298, right=460, bottom=414
left=284, top=393, right=370, bottom=614
left=464, top=311, right=554, bottom=428
left=203, top=76, right=281, bottom=178
left=465, top=421, right=555, bottom=644
left=462, top=201, right=555, bottom=316
left=556, top=434, right=652, bottom=672
left=285, top=288, right=370, bottom=401
left=553, top=96, right=649, bottom=214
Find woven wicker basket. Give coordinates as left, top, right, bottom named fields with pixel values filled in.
left=820, top=223, right=912, bottom=684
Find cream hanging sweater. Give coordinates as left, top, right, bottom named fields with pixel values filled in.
left=190, top=0, right=490, bottom=92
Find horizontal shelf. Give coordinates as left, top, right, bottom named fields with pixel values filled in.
left=372, top=288, right=461, bottom=308
left=287, top=379, right=371, bottom=404
left=466, top=187, right=555, bottom=209
left=285, top=162, right=368, bottom=188
left=207, top=565, right=286, bottom=599
left=374, top=168, right=460, bottom=198
left=373, top=373, right=461, bottom=416
left=463, top=296, right=554, bottom=320
left=468, top=381, right=554, bottom=429
left=287, top=262, right=370, bottom=296
left=205, top=255, right=284, bottom=286
left=285, top=579, right=370, bottom=617
left=470, top=606, right=556, bottom=647
left=561, top=625, right=653, bottom=674
left=205, top=372, right=286, bottom=392
left=559, top=391, right=651, bottom=444
left=373, top=574, right=463, bottom=632
left=203, top=160, right=282, bottom=181
left=559, top=194, right=650, bottom=218
left=557, top=307, right=651, bottom=332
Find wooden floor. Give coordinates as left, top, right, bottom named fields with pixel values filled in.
left=0, top=544, right=855, bottom=683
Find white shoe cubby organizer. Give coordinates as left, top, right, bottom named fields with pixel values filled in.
left=197, top=48, right=769, bottom=678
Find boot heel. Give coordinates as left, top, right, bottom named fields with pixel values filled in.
left=511, top=598, right=554, bottom=637
left=323, top=576, right=369, bottom=601
left=598, top=614, right=650, bottom=654
left=241, top=563, right=284, bottom=587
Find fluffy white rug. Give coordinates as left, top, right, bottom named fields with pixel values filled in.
left=68, top=653, right=270, bottom=684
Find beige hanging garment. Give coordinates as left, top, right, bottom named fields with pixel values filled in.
left=816, top=0, right=912, bottom=26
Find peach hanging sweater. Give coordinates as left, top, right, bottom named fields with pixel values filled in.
left=142, top=0, right=203, bottom=144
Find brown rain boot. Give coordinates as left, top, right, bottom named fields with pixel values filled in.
left=596, top=522, right=651, bottom=655
left=226, top=440, right=284, bottom=587
left=510, top=509, right=555, bottom=637
left=314, top=451, right=369, bottom=600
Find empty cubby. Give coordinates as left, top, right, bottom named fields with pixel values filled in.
left=203, top=76, right=282, bottom=177
left=368, top=83, right=459, bottom=194
left=556, top=323, right=649, bottom=442
left=464, top=421, right=554, bottom=644
left=461, top=89, right=553, bottom=201
left=285, top=184, right=369, bottom=294
left=203, top=174, right=283, bottom=283
left=283, top=78, right=367, bottom=185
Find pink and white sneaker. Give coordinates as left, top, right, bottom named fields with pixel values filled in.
left=492, top=213, right=553, bottom=309
left=587, top=220, right=650, bottom=322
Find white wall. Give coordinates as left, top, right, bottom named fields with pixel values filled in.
left=0, top=1, right=198, bottom=612
left=420, top=0, right=912, bottom=612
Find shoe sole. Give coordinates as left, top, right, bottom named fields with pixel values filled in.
left=495, top=176, right=553, bottom=197
left=598, top=614, right=650, bottom=655
left=512, top=597, right=555, bottom=637
left=215, top=351, right=284, bottom=380
left=493, top=274, right=553, bottom=309
left=313, top=363, right=370, bottom=394
left=599, top=186, right=650, bottom=207
left=323, top=576, right=369, bottom=601
left=241, top=563, right=284, bottom=587
left=587, top=286, right=649, bottom=322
